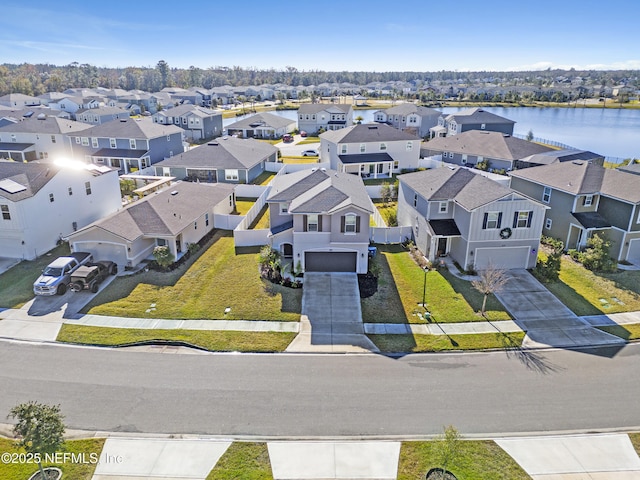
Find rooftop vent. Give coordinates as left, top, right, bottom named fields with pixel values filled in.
left=120, top=119, right=127, bottom=122
left=320, top=168, right=326, bottom=172
left=311, top=168, right=318, bottom=172
left=170, top=190, right=179, bottom=196
left=367, top=125, right=378, bottom=130
left=37, top=113, right=46, bottom=120
left=208, top=142, right=219, bottom=146
left=572, top=161, right=584, bottom=165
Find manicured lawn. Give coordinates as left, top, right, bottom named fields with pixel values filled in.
left=373, top=201, right=397, bottom=226
left=368, top=332, right=524, bottom=353
left=397, top=440, right=531, bottom=480
left=281, top=156, right=319, bottom=164
left=249, top=205, right=270, bottom=229
left=363, top=175, right=398, bottom=186
left=57, top=325, right=295, bottom=352
left=234, top=198, right=257, bottom=215
left=251, top=171, right=276, bottom=185
left=362, top=245, right=510, bottom=324
left=257, top=139, right=281, bottom=145
left=596, top=324, right=640, bottom=341
left=84, top=232, right=301, bottom=321
left=206, top=442, right=273, bottom=480
left=543, top=254, right=640, bottom=316
left=297, top=137, right=320, bottom=145
left=630, top=433, right=640, bottom=456
left=0, top=243, right=70, bottom=308
left=0, top=437, right=105, bottom=480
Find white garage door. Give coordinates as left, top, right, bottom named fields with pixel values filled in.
left=72, top=242, right=128, bottom=267
left=475, top=246, right=530, bottom=270
left=627, top=239, right=640, bottom=266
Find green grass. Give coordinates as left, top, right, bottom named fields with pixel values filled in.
left=251, top=171, right=276, bottom=185
left=256, top=139, right=281, bottom=145
left=0, top=243, right=70, bottom=308
left=248, top=205, right=270, bottom=229
left=630, top=433, right=640, bottom=456
left=596, top=324, right=640, bottom=341
left=363, top=175, right=398, bottom=186
left=234, top=198, right=257, bottom=215
left=206, top=442, right=273, bottom=480
left=368, top=332, right=524, bottom=353
left=296, top=137, right=321, bottom=145
left=397, top=440, right=531, bottom=480
left=281, top=156, right=319, bottom=164
left=362, top=245, right=510, bottom=323
left=373, top=201, right=397, bottom=226
left=84, top=232, right=301, bottom=321
left=543, top=255, right=640, bottom=316
left=0, top=437, right=105, bottom=480
left=57, top=325, right=295, bottom=352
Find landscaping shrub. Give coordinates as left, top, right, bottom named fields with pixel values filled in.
left=534, top=236, right=564, bottom=282
left=581, top=233, right=617, bottom=272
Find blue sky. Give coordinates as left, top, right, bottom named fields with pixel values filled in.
left=1, top=0, right=639, bottom=72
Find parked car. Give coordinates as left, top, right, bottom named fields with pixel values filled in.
left=69, top=261, right=117, bottom=293
left=282, top=134, right=294, bottom=143
left=301, top=149, right=319, bottom=157
left=300, top=131, right=308, bottom=137
left=33, top=252, right=93, bottom=296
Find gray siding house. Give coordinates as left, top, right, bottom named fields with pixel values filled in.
left=373, top=104, right=441, bottom=138
left=152, top=105, right=222, bottom=142
left=297, top=104, right=353, bottom=134
left=430, top=107, right=515, bottom=138
left=225, top=112, right=295, bottom=139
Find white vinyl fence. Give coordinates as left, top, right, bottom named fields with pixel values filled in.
left=370, top=226, right=412, bottom=244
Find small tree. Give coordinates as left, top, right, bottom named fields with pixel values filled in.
left=355, top=115, right=364, bottom=124
left=472, top=263, right=509, bottom=316
left=380, top=182, right=393, bottom=205
left=534, top=236, right=564, bottom=283
left=432, top=425, right=462, bottom=479
left=8, top=401, right=66, bottom=480
left=153, top=245, right=174, bottom=269
left=581, top=232, right=616, bottom=272
left=526, top=129, right=534, bottom=141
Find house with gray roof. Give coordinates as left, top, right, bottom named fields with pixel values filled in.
left=297, top=104, right=353, bottom=134
left=617, top=162, right=640, bottom=176
left=266, top=168, right=373, bottom=273
left=75, top=106, right=130, bottom=125
left=509, top=162, right=640, bottom=264
left=430, top=107, right=515, bottom=138
left=0, top=93, right=42, bottom=108
left=421, top=130, right=555, bottom=171
left=152, top=105, right=222, bottom=142
left=320, top=123, right=420, bottom=179
left=516, top=149, right=605, bottom=169
left=398, top=166, right=547, bottom=270
left=373, top=103, right=441, bottom=138
left=67, top=181, right=235, bottom=269
left=154, top=136, right=277, bottom=184
left=225, top=112, right=295, bottom=139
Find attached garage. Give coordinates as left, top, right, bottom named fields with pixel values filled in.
left=71, top=241, right=128, bottom=267
left=305, top=252, right=357, bottom=272
left=627, top=238, right=640, bottom=266
left=474, top=246, right=530, bottom=270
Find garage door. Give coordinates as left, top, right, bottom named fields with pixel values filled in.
left=628, top=239, right=640, bottom=266
left=305, top=252, right=357, bottom=272
left=475, top=246, right=529, bottom=270
left=72, top=242, right=128, bottom=267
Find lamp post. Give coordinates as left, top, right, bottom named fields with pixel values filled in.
left=422, top=265, right=428, bottom=310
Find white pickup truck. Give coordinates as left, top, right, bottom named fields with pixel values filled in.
left=33, top=252, right=93, bottom=296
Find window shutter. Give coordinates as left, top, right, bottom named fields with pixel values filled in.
left=513, top=212, right=518, bottom=228
left=303, top=215, right=308, bottom=232
left=482, top=213, right=488, bottom=229
left=356, top=216, right=361, bottom=233
left=341, top=216, right=345, bottom=233
left=527, top=211, right=533, bottom=228
left=318, top=215, right=322, bottom=232
left=582, top=196, right=586, bottom=206
left=497, top=212, right=502, bottom=228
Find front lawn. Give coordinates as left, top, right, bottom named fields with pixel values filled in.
left=57, top=325, right=295, bottom=352
left=630, top=433, right=640, bottom=456
left=0, top=437, right=105, bottom=480
left=206, top=442, right=273, bottom=480
left=0, top=243, right=70, bottom=308
left=362, top=245, right=510, bottom=323
left=543, top=254, right=640, bottom=315
left=397, top=440, right=531, bottom=480
left=84, top=232, right=301, bottom=321
left=368, top=332, right=524, bottom=353
left=297, top=137, right=321, bottom=145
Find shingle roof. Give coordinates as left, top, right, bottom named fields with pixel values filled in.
left=519, top=149, right=605, bottom=166
left=225, top=112, right=295, bottom=130
left=155, top=137, right=276, bottom=170
left=320, top=123, right=419, bottom=144
left=78, top=118, right=182, bottom=139
left=444, top=107, right=515, bottom=125
left=617, top=163, right=640, bottom=176
left=0, top=116, right=91, bottom=135
left=156, top=104, right=220, bottom=118
left=297, top=104, right=352, bottom=115
left=0, top=162, right=60, bottom=201
left=383, top=104, right=440, bottom=116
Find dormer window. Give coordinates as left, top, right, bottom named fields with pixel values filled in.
left=583, top=195, right=593, bottom=207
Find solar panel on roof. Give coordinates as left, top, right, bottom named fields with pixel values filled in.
left=0, top=178, right=27, bottom=194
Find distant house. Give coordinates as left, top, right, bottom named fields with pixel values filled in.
left=515, top=149, right=605, bottom=169
left=509, top=161, right=640, bottom=264
left=320, top=123, right=420, bottom=179
left=430, top=107, right=515, bottom=138
left=154, top=136, right=277, bottom=184
left=67, top=118, right=184, bottom=174
left=421, top=130, right=554, bottom=171
left=152, top=105, right=222, bottom=141
left=225, top=112, right=295, bottom=139
left=297, top=104, right=353, bottom=134
left=0, top=94, right=42, bottom=108
left=373, top=104, right=441, bottom=138
left=617, top=162, right=640, bottom=176
left=67, top=182, right=236, bottom=270
left=0, top=161, right=121, bottom=260
left=266, top=168, right=372, bottom=273
left=398, top=166, right=547, bottom=270
left=75, top=106, right=130, bottom=125
left=49, top=97, right=100, bottom=115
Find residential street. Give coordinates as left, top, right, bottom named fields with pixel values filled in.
left=0, top=340, right=638, bottom=437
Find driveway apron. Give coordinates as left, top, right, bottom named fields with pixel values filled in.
left=495, top=270, right=624, bottom=348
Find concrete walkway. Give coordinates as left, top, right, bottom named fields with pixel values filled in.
left=286, top=272, right=379, bottom=353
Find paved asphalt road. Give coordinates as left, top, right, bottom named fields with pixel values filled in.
left=0, top=340, right=638, bottom=438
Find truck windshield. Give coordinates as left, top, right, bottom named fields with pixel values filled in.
left=43, top=267, right=63, bottom=276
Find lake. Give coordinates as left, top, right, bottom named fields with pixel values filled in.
left=224, top=106, right=640, bottom=161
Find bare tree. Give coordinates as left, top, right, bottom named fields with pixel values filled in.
left=472, top=263, right=509, bottom=316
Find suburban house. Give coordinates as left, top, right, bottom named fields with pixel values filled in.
left=509, top=161, right=640, bottom=264
left=297, top=104, right=353, bottom=134
left=75, top=106, right=130, bottom=125
left=0, top=115, right=92, bottom=162
left=152, top=105, right=222, bottom=141
left=0, top=161, right=121, bottom=260
left=67, top=118, right=184, bottom=174
left=320, top=123, right=420, bottom=178
left=266, top=168, right=373, bottom=273
left=617, top=162, right=640, bottom=176
left=429, top=107, right=515, bottom=138
left=421, top=130, right=554, bottom=171
left=515, top=149, right=605, bottom=169
left=225, top=112, right=295, bottom=139
left=49, top=97, right=100, bottom=115
left=0, top=94, right=42, bottom=108
left=373, top=104, right=441, bottom=138
left=397, top=166, right=547, bottom=270
left=67, top=181, right=236, bottom=270
left=154, top=136, right=277, bottom=184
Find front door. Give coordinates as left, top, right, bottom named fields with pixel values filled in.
left=437, top=237, right=448, bottom=256
left=176, top=235, right=182, bottom=254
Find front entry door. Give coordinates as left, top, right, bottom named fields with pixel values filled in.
left=437, top=237, right=447, bottom=256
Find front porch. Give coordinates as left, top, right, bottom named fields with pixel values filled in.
left=567, top=212, right=612, bottom=250
left=427, top=219, right=462, bottom=263
left=338, top=153, right=396, bottom=180
left=92, top=148, right=151, bottom=174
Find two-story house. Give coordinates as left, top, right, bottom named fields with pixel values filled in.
left=515, top=149, right=605, bottom=169
left=320, top=123, right=420, bottom=179
left=398, top=167, right=547, bottom=270
left=67, top=118, right=184, bottom=174
left=0, top=161, right=121, bottom=260
left=0, top=93, right=42, bottom=108
left=75, top=106, right=130, bottom=125
left=266, top=168, right=373, bottom=273
left=152, top=105, right=222, bottom=142
left=509, top=162, right=640, bottom=264
left=373, top=104, right=441, bottom=138
left=421, top=130, right=554, bottom=171
left=429, top=107, right=515, bottom=138
left=225, top=112, right=295, bottom=139
left=297, top=104, right=353, bottom=134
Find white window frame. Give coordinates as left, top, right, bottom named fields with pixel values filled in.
left=1, top=204, right=10, bottom=220
left=515, top=211, right=530, bottom=228
left=225, top=169, right=239, bottom=181
left=413, top=193, right=418, bottom=208
left=461, top=154, right=467, bottom=164
left=109, top=138, right=117, bottom=149
left=481, top=123, right=486, bottom=129
left=584, top=195, right=593, bottom=207
left=380, top=142, right=387, bottom=151
left=360, top=144, right=366, bottom=153
left=341, top=144, right=347, bottom=154
left=543, top=186, right=551, bottom=203
left=439, top=202, right=448, bottom=213
left=545, top=218, right=553, bottom=230
left=406, top=141, right=413, bottom=151
left=91, top=137, right=98, bottom=148
left=130, top=139, right=136, bottom=149
left=81, top=137, right=89, bottom=146
left=344, top=214, right=357, bottom=234
left=280, top=203, right=289, bottom=214
left=485, top=212, right=500, bottom=229
left=307, top=214, right=319, bottom=232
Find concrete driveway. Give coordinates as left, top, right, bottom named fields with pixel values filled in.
left=286, top=272, right=379, bottom=353
left=495, top=270, right=624, bottom=349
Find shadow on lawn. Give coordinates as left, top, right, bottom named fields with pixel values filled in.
left=438, top=268, right=506, bottom=318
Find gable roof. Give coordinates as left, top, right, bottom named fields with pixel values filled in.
left=617, top=163, right=640, bottom=176
left=156, top=137, right=276, bottom=170
left=74, top=118, right=182, bottom=139
left=444, top=107, right=515, bottom=125
left=519, top=149, right=605, bottom=166
left=383, top=103, right=440, bottom=116
left=0, top=162, right=59, bottom=201
left=422, top=130, right=553, bottom=160
left=297, top=104, right=352, bottom=115
left=0, top=116, right=92, bottom=135
left=320, top=122, right=420, bottom=144
left=155, top=104, right=220, bottom=118
left=225, top=112, right=295, bottom=130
